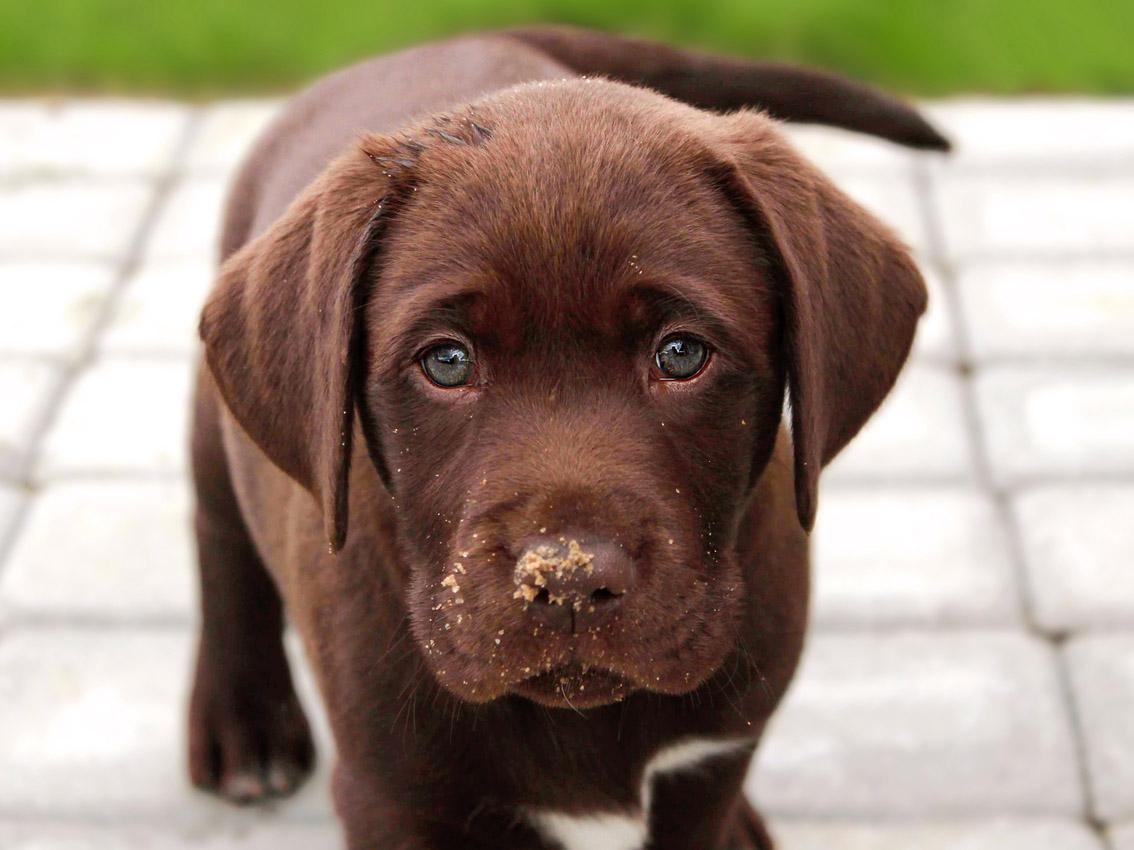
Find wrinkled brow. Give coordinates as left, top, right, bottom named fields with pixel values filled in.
left=371, top=279, right=489, bottom=366
left=626, top=276, right=766, bottom=353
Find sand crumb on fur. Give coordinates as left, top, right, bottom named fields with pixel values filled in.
left=512, top=539, right=594, bottom=604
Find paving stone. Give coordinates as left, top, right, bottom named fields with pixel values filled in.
left=925, top=98, right=1134, bottom=169
left=0, top=99, right=189, bottom=179
left=0, top=262, right=117, bottom=359
left=37, top=358, right=193, bottom=478
left=1113, top=824, right=1134, bottom=850
left=935, top=172, right=1134, bottom=259
left=102, top=260, right=214, bottom=355
left=825, top=364, right=973, bottom=482
left=0, top=181, right=155, bottom=260
left=782, top=124, right=919, bottom=174
left=811, top=487, right=1018, bottom=627
left=749, top=632, right=1082, bottom=816
left=0, top=484, right=22, bottom=550
left=0, top=823, right=342, bottom=849
left=959, top=260, right=1134, bottom=360
left=144, top=178, right=230, bottom=264
left=975, top=367, right=1134, bottom=485
left=913, top=261, right=956, bottom=361
left=0, top=360, right=61, bottom=480
left=1013, top=486, right=1134, bottom=630
left=1064, top=635, right=1134, bottom=821
left=772, top=817, right=1103, bottom=850
left=832, top=172, right=928, bottom=253
left=0, top=629, right=334, bottom=823
left=0, top=479, right=194, bottom=621
left=0, top=101, right=51, bottom=182
left=184, top=99, right=281, bottom=175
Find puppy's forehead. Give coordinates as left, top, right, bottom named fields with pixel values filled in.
left=376, top=80, right=769, bottom=341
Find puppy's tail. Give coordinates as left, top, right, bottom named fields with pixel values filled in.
left=506, top=25, right=950, bottom=151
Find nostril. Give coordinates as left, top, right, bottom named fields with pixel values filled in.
left=590, top=587, right=621, bottom=604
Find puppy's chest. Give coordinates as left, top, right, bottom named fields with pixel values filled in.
left=524, top=737, right=752, bottom=850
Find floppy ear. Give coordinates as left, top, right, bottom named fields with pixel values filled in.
left=200, top=135, right=408, bottom=552
left=711, top=111, right=927, bottom=531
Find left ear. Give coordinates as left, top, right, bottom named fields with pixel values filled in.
left=200, top=135, right=411, bottom=552
left=707, top=110, right=927, bottom=531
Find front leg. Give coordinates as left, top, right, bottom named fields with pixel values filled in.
left=647, top=752, right=770, bottom=850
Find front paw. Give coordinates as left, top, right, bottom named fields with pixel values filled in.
left=188, top=652, right=315, bottom=805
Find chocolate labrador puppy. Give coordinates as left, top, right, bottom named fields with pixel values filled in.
left=189, top=25, right=944, bottom=850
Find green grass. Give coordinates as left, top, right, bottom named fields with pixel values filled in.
left=2, top=0, right=1133, bottom=96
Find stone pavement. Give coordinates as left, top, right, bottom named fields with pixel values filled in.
left=0, top=96, right=1132, bottom=849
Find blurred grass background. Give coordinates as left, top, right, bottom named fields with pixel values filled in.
left=2, top=0, right=1133, bottom=96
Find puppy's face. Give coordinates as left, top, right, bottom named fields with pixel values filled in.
left=363, top=108, right=784, bottom=707
left=201, top=80, right=925, bottom=712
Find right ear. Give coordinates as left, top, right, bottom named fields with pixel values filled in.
left=199, top=135, right=410, bottom=553
left=707, top=111, right=927, bottom=532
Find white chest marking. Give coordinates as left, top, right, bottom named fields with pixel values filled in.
left=526, top=737, right=753, bottom=850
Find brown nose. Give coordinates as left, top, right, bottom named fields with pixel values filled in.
left=513, top=536, right=634, bottom=634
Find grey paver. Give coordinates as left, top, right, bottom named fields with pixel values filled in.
left=925, top=98, right=1134, bottom=169
left=144, top=178, right=230, bottom=264
left=975, top=367, right=1134, bottom=485
left=0, top=629, right=334, bottom=823
left=811, top=487, right=1018, bottom=627
left=749, top=632, right=1082, bottom=816
left=0, top=100, right=190, bottom=179
left=935, top=172, right=1134, bottom=259
left=1113, top=824, right=1134, bottom=850
left=0, top=262, right=117, bottom=359
left=0, top=823, right=342, bottom=850
left=1064, top=635, right=1134, bottom=820
left=0, top=360, right=62, bottom=480
left=959, top=260, right=1134, bottom=360
left=782, top=124, right=918, bottom=173
left=0, top=101, right=47, bottom=181
left=36, top=358, right=194, bottom=479
left=102, top=260, right=214, bottom=355
left=0, top=181, right=156, bottom=261
left=833, top=172, right=928, bottom=252
left=0, top=479, right=194, bottom=621
left=1014, top=485, right=1134, bottom=630
left=0, top=484, right=22, bottom=552
left=825, top=364, right=974, bottom=482
left=184, top=99, right=281, bottom=175
left=912, top=262, right=956, bottom=362
left=772, top=817, right=1103, bottom=850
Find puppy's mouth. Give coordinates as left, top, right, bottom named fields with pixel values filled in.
left=512, top=663, right=634, bottom=709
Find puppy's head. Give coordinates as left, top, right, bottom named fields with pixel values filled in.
left=201, top=80, right=925, bottom=709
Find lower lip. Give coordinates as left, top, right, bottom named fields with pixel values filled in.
left=512, top=664, right=635, bottom=707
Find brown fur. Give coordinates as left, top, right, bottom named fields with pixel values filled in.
left=188, top=27, right=936, bottom=849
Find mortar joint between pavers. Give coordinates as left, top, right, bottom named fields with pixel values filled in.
left=916, top=158, right=1101, bottom=821
left=15, top=107, right=206, bottom=491
left=1054, top=648, right=1109, bottom=832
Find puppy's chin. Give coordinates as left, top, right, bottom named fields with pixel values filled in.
left=508, top=654, right=728, bottom=709
left=511, top=664, right=634, bottom=709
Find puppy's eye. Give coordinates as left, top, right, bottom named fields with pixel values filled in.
left=422, top=343, right=473, bottom=387
left=654, top=336, right=708, bottom=380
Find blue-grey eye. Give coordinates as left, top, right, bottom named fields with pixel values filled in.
left=422, top=342, right=473, bottom=387
left=655, top=336, right=708, bottom=380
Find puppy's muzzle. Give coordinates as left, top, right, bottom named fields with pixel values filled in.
left=514, top=536, right=635, bottom=634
